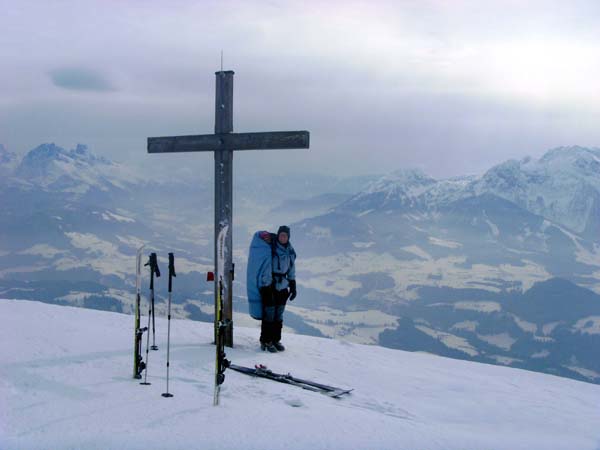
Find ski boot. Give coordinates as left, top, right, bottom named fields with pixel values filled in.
left=261, top=342, right=278, bottom=353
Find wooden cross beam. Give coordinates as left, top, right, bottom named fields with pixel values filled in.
left=147, top=70, right=310, bottom=347
left=148, top=131, right=309, bottom=153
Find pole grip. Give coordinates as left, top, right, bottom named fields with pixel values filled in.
left=168, top=253, right=176, bottom=292
left=145, top=253, right=161, bottom=276
left=145, top=253, right=161, bottom=289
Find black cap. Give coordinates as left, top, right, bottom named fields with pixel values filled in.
left=277, top=225, right=290, bottom=238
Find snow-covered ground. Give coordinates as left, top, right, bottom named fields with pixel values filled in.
left=1, top=299, right=600, bottom=450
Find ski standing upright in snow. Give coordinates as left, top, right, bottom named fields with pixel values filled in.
left=214, top=226, right=231, bottom=406
left=162, top=253, right=176, bottom=398
left=133, top=246, right=147, bottom=379
left=141, top=252, right=160, bottom=386
left=150, top=255, right=159, bottom=351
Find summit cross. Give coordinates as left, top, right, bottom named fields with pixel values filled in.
left=147, top=70, right=310, bottom=347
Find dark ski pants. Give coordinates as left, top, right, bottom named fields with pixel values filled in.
left=260, top=288, right=289, bottom=344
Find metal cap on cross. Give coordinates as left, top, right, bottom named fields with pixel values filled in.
left=147, top=70, right=310, bottom=347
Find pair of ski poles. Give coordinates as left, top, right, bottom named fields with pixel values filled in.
left=139, top=251, right=176, bottom=398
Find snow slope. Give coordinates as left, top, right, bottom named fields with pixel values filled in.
left=1, top=299, right=600, bottom=450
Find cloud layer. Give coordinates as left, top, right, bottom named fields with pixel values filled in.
left=1, top=0, right=600, bottom=178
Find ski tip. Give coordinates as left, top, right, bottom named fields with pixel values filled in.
left=328, top=388, right=354, bottom=398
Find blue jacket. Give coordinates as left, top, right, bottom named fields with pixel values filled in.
left=269, top=241, right=296, bottom=291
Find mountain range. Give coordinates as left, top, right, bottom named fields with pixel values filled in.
left=290, top=145, right=600, bottom=382
left=1, top=142, right=599, bottom=384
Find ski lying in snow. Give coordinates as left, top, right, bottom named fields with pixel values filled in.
left=228, top=364, right=353, bottom=398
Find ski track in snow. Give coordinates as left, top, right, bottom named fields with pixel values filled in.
left=1, top=299, right=600, bottom=450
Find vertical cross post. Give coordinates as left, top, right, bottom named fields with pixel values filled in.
left=214, top=71, right=234, bottom=347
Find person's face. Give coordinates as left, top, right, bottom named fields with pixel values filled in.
left=278, top=233, right=289, bottom=245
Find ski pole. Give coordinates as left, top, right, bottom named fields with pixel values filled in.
left=150, top=254, right=160, bottom=351
left=162, top=253, right=176, bottom=398
left=151, top=297, right=158, bottom=350
left=133, top=245, right=145, bottom=379
left=141, top=252, right=160, bottom=385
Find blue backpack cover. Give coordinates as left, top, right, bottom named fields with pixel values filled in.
left=246, top=231, right=272, bottom=320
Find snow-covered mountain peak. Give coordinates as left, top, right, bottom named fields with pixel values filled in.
left=15, top=143, right=69, bottom=182
left=418, top=173, right=479, bottom=206
left=21, top=142, right=69, bottom=165
left=537, top=146, right=600, bottom=178
left=73, top=143, right=89, bottom=156
left=363, top=167, right=437, bottom=195
left=387, top=167, right=435, bottom=183
left=475, top=145, right=600, bottom=181
left=540, top=145, right=600, bottom=163
left=478, top=146, right=600, bottom=194
left=475, top=159, right=536, bottom=204
left=338, top=167, right=439, bottom=212
left=472, top=146, right=600, bottom=235
left=68, top=143, right=112, bottom=165
left=19, top=143, right=111, bottom=169
left=14, top=143, right=138, bottom=194
left=480, top=159, right=527, bottom=189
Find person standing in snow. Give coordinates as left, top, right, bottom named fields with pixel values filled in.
left=258, top=226, right=297, bottom=352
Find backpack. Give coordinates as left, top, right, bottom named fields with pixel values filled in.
left=246, top=231, right=272, bottom=320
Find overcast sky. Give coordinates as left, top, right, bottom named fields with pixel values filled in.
left=2, top=0, right=600, bottom=178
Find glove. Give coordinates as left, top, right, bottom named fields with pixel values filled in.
left=259, top=286, right=273, bottom=303
left=288, top=279, right=297, bottom=301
